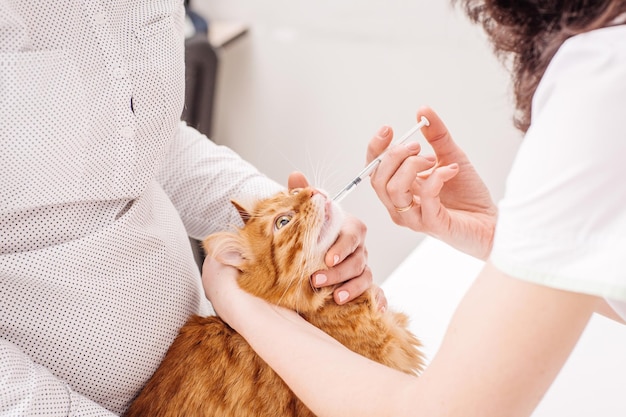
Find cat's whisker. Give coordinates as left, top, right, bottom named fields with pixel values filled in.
left=276, top=272, right=302, bottom=309
left=266, top=141, right=301, bottom=174
left=307, top=152, right=341, bottom=196
left=309, top=276, right=320, bottom=294
left=276, top=246, right=304, bottom=306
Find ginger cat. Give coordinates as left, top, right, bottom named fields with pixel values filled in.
left=125, top=187, right=424, bottom=417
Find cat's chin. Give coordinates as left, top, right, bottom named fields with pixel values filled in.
left=316, top=199, right=344, bottom=251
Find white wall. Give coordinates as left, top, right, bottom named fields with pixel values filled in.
left=193, top=0, right=522, bottom=282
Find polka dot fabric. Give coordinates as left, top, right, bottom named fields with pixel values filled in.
left=1, top=1, right=282, bottom=415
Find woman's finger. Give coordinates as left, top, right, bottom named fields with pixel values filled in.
left=332, top=265, right=374, bottom=305
left=417, top=163, right=460, bottom=227
left=313, top=244, right=368, bottom=289
left=321, top=215, right=366, bottom=269
left=370, top=141, right=421, bottom=202
left=288, top=171, right=310, bottom=189
left=365, top=125, right=394, bottom=164
left=386, top=154, right=436, bottom=210
left=417, top=106, right=468, bottom=164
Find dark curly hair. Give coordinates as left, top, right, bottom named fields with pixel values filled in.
left=454, top=0, right=626, bottom=132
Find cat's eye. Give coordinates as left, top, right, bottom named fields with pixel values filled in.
left=274, top=215, right=292, bottom=230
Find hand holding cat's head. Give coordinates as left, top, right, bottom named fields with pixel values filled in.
left=203, top=187, right=344, bottom=312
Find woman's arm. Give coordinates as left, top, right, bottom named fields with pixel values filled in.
left=155, top=121, right=283, bottom=240
left=203, top=257, right=599, bottom=417
left=593, top=300, right=626, bottom=324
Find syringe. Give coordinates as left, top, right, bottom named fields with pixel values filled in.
left=332, top=116, right=430, bottom=203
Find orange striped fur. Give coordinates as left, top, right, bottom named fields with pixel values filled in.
left=125, top=188, right=424, bottom=417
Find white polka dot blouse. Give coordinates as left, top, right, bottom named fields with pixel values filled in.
left=0, top=1, right=282, bottom=414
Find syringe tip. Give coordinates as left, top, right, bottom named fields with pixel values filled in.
left=420, top=116, right=430, bottom=127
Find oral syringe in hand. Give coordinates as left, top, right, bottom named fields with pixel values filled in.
left=332, top=116, right=430, bottom=203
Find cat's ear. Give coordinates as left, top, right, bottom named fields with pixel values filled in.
left=231, top=200, right=253, bottom=224
left=202, top=232, right=247, bottom=269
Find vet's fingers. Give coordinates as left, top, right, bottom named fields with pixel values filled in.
left=323, top=215, right=366, bottom=269
left=369, top=141, right=421, bottom=203
left=201, top=256, right=242, bottom=313
left=287, top=171, right=310, bottom=190
left=418, top=163, right=460, bottom=224
left=314, top=243, right=368, bottom=287
left=417, top=106, right=467, bottom=164
left=365, top=125, right=394, bottom=164
left=333, top=265, right=374, bottom=305
left=385, top=154, right=436, bottom=210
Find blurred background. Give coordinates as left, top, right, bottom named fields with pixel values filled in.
left=188, top=0, right=522, bottom=282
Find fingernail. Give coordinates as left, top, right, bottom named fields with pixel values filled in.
left=378, top=126, right=390, bottom=138
left=314, top=274, right=327, bottom=286
left=333, top=255, right=340, bottom=266
left=424, top=154, right=436, bottom=162
left=449, top=163, right=459, bottom=170
left=337, top=290, right=349, bottom=303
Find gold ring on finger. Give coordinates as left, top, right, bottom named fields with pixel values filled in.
left=393, top=199, right=415, bottom=213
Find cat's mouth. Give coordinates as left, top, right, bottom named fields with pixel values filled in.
left=316, top=194, right=344, bottom=248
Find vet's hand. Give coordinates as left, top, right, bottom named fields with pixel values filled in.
left=367, top=106, right=497, bottom=260
left=202, top=255, right=306, bottom=332
left=201, top=256, right=244, bottom=321
left=288, top=172, right=383, bottom=309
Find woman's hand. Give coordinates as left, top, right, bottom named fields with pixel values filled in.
left=367, top=106, right=497, bottom=260
left=288, top=172, right=385, bottom=309
left=201, top=256, right=246, bottom=324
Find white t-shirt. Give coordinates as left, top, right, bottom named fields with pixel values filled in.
left=491, top=25, right=626, bottom=319
left=0, top=1, right=281, bottom=415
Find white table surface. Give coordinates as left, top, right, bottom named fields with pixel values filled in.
left=381, top=237, right=626, bottom=416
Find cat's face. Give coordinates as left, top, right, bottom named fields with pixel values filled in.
left=204, top=187, right=344, bottom=312
left=247, top=187, right=343, bottom=263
